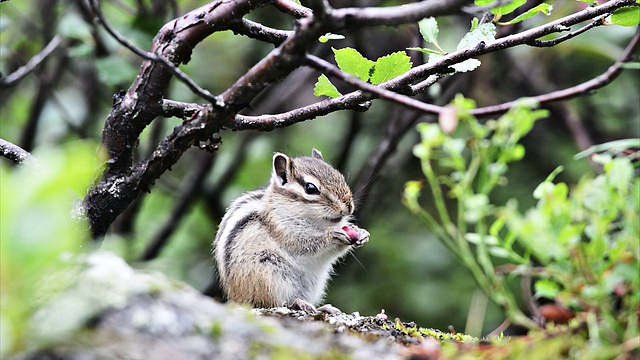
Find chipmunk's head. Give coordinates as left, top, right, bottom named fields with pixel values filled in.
left=269, top=149, right=354, bottom=226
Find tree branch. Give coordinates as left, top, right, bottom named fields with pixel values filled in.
left=82, top=0, right=635, bottom=239
left=526, top=16, right=607, bottom=48
left=89, top=0, right=223, bottom=106
left=0, top=138, right=36, bottom=165
left=84, top=0, right=272, bottom=238
left=331, top=0, right=469, bottom=28
left=471, top=28, right=640, bottom=117
left=231, top=0, right=635, bottom=130
left=0, top=35, right=62, bottom=89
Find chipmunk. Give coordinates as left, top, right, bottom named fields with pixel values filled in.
left=213, top=149, right=369, bottom=312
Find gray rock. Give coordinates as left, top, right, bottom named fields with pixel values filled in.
left=15, top=252, right=403, bottom=360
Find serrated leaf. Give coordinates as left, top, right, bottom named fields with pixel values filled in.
left=500, top=4, right=553, bottom=25
left=370, top=51, right=413, bottom=85
left=319, top=33, right=345, bottom=43
left=418, top=17, right=440, bottom=46
left=314, top=74, right=342, bottom=98
left=332, top=47, right=374, bottom=82
left=457, top=22, right=496, bottom=51
left=407, top=47, right=442, bottom=55
left=611, top=6, right=640, bottom=27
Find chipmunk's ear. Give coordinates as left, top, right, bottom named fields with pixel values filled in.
left=272, top=153, right=291, bottom=186
left=311, top=148, right=324, bottom=160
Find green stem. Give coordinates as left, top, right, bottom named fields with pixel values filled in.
left=422, top=159, right=456, bottom=238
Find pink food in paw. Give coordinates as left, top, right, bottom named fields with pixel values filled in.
left=342, top=226, right=359, bottom=241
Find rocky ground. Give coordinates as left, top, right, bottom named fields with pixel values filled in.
left=12, top=252, right=474, bottom=360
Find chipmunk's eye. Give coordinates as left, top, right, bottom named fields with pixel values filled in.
left=304, top=182, right=320, bottom=195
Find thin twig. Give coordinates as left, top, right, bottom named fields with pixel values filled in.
left=0, top=35, right=62, bottom=89
left=90, top=0, right=224, bottom=107
left=526, top=16, right=606, bottom=47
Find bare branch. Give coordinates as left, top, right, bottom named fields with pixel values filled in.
left=0, top=35, right=62, bottom=89
left=162, top=99, right=204, bottom=119
left=471, top=28, right=640, bottom=117
left=232, top=91, right=371, bottom=131
left=526, top=16, right=607, bottom=48
left=331, top=0, right=469, bottom=28
left=274, top=0, right=312, bottom=19
left=228, top=19, right=291, bottom=45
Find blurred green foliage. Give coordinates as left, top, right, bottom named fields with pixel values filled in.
left=0, top=141, right=101, bottom=356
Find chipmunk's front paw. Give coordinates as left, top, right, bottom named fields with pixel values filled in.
left=289, top=298, right=317, bottom=314
left=342, top=225, right=370, bottom=248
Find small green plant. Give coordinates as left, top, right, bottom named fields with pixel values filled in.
left=403, top=95, right=639, bottom=348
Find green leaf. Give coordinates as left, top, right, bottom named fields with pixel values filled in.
left=490, top=0, right=527, bottom=16
left=499, top=4, right=553, bottom=25
left=430, top=54, right=481, bottom=73
left=452, top=59, right=482, bottom=72
left=332, top=47, right=374, bottom=82
left=457, top=22, right=496, bottom=51
left=534, top=279, right=560, bottom=299
left=610, top=6, right=640, bottom=27
left=314, top=74, right=342, bottom=98
left=465, top=233, right=499, bottom=245
left=407, top=47, right=442, bottom=56
left=474, top=0, right=493, bottom=7
left=476, top=0, right=528, bottom=15
left=418, top=17, right=440, bottom=46
left=469, top=17, right=480, bottom=32
left=370, top=51, right=413, bottom=85
left=319, top=33, right=345, bottom=43
left=488, top=246, right=511, bottom=259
